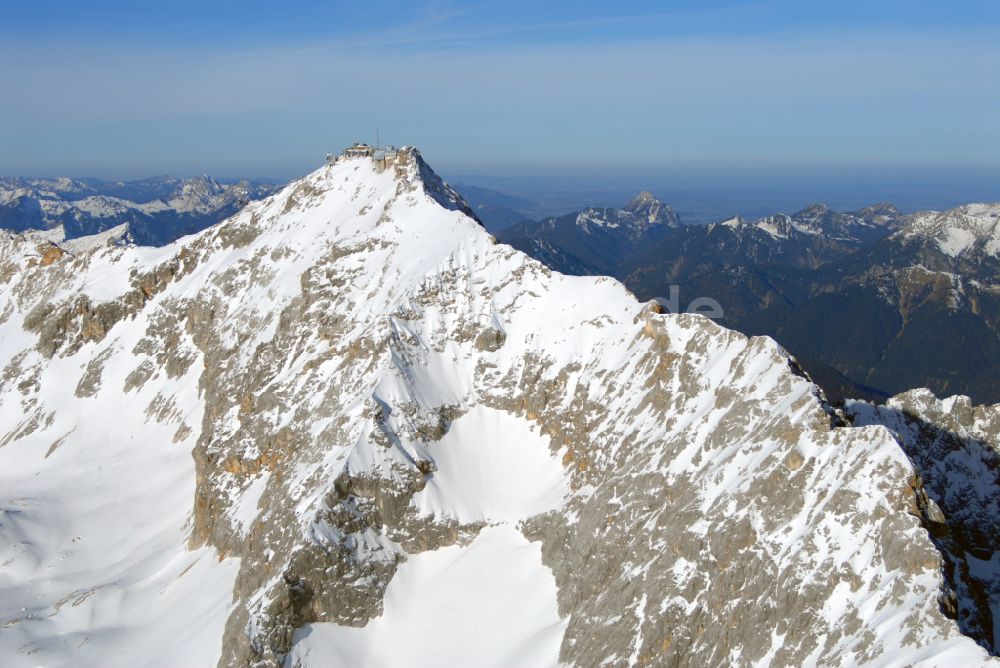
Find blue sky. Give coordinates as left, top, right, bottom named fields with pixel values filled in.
left=1, top=0, right=998, bottom=181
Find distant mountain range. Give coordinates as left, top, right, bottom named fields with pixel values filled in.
left=499, top=191, right=681, bottom=275
left=499, top=194, right=1000, bottom=404
left=3, top=173, right=996, bottom=403
left=0, top=175, right=280, bottom=245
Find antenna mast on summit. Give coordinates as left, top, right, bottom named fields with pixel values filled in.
left=376, top=128, right=380, bottom=149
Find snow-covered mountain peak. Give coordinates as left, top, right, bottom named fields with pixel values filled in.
left=1, top=148, right=997, bottom=667
left=858, top=201, right=901, bottom=218
left=796, top=202, right=831, bottom=217
left=159, top=174, right=233, bottom=213
left=897, top=202, right=1000, bottom=259
left=625, top=190, right=656, bottom=211
left=271, top=146, right=480, bottom=242
left=573, top=191, right=680, bottom=233
left=621, top=190, right=679, bottom=227
left=754, top=212, right=799, bottom=238
left=746, top=202, right=903, bottom=243
left=958, top=202, right=1000, bottom=220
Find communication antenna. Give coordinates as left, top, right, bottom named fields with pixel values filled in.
left=376, top=128, right=380, bottom=149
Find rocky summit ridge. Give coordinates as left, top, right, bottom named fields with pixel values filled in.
left=0, top=147, right=999, bottom=667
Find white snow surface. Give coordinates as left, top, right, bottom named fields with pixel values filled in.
left=415, top=407, right=569, bottom=524
left=287, top=525, right=567, bottom=668
left=294, top=408, right=571, bottom=666
left=898, top=203, right=1000, bottom=258
left=0, top=336, right=238, bottom=666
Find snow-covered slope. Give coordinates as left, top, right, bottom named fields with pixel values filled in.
left=0, top=148, right=997, bottom=667
left=744, top=203, right=901, bottom=243
left=895, top=203, right=1000, bottom=260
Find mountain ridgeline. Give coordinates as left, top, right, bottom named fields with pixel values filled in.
left=0, top=175, right=279, bottom=246
left=3, top=148, right=1000, bottom=666
left=498, top=195, right=1000, bottom=404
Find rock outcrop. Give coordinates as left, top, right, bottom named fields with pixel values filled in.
left=0, top=149, right=997, bottom=667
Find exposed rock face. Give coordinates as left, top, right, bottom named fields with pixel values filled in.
left=622, top=190, right=681, bottom=228
left=848, top=390, right=1000, bottom=655
left=36, top=244, right=64, bottom=267
left=0, top=150, right=998, bottom=667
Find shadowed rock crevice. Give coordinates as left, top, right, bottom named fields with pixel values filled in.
left=847, top=392, right=1000, bottom=655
